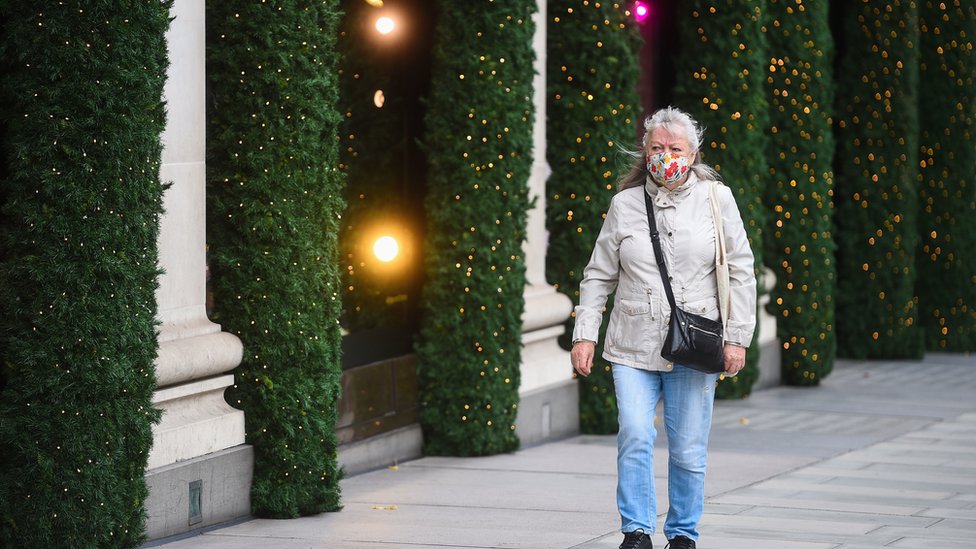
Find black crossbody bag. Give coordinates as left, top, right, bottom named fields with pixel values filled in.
left=644, top=190, right=725, bottom=373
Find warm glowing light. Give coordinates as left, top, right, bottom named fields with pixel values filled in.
left=373, top=236, right=399, bottom=262
left=375, top=16, right=396, bottom=35
left=634, top=1, right=649, bottom=23
left=365, top=0, right=384, bottom=6
left=373, top=89, right=385, bottom=108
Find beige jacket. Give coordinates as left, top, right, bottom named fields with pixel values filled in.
left=572, top=172, right=757, bottom=371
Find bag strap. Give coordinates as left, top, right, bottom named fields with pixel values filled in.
left=708, top=182, right=730, bottom=330
left=643, top=189, right=678, bottom=311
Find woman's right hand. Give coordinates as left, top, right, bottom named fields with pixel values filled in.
left=571, top=341, right=596, bottom=377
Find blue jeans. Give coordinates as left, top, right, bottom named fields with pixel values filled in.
left=612, top=363, right=718, bottom=541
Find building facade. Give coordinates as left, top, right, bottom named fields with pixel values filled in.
left=143, top=0, right=778, bottom=540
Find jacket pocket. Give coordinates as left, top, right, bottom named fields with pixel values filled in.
left=681, top=295, right=721, bottom=322
left=606, top=298, right=652, bottom=355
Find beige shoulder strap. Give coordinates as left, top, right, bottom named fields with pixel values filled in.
left=709, top=181, right=730, bottom=332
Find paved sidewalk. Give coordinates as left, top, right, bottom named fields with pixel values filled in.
left=149, top=354, right=976, bottom=548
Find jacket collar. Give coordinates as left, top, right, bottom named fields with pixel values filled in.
left=644, top=171, right=700, bottom=205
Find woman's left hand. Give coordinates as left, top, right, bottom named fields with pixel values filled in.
left=723, top=343, right=746, bottom=376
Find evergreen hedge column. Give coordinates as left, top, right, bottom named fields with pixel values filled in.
left=672, top=0, right=768, bottom=398
left=763, top=0, right=837, bottom=385
left=0, top=2, right=171, bottom=546
left=833, top=0, right=924, bottom=358
left=546, top=0, right=640, bottom=433
left=917, top=0, right=976, bottom=351
left=418, top=0, right=536, bottom=456
left=206, top=1, right=344, bottom=517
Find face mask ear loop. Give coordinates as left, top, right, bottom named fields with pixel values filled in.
left=646, top=151, right=665, bottom=183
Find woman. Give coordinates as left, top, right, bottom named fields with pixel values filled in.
left=570, top=107, right=756, bottom=549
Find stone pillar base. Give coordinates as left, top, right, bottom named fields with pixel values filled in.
left=149, top=374, right=245, bottom=470
left=520, top=286, right=574, bottom=393
left=516, top=378, right=579, bottom=447
left=144, top=445, right=253, bottom=541
left=755, top=337, right=782, bottom=390
left=518, top=284, right=576, bottom=446
left=754, top=267, right=781, bottom=390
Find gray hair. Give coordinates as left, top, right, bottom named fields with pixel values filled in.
left=642, top=106, right=704, bottom=152
left=617, top=106, right=721, bottom=191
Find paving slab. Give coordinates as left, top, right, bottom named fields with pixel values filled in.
left=734, top=505, right=940, bottom=529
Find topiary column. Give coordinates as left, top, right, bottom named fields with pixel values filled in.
left=546, top=0, right=640, bottom=433
left=206, top=1, right=344, bottom=517
left=833, top=0, right=924, bottom=358
left=0, top=2, right=171, bottom=546
left=762, top=0, right=837, bottom=385
left=417, top=0, right=536, bottom=456
left=672, top=0, right=768, bottom=398
left=916, top=0, right=976, bottom=351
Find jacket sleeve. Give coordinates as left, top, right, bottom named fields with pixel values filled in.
left=572, top=195, right=623, bottom=343
left=719, top=185, right=757, bottom=346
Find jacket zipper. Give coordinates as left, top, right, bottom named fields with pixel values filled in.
left=689, top=323, right=721, bottom=338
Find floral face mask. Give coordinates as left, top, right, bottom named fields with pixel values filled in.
left=646, top=151, right=691, bottom=186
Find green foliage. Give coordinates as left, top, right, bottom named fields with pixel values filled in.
left=417, top=0, right=535, bottom=455
left=206, top=1, right=344, bottom=517
left=545, top=0, right=640, bottom=434
left=833, top=0, right=924, bottom=358
left=762, top=0, right=837, bottom=385
left=0, top=2, right=170, bottom=546
left=672, top=0, right=768, bottom=398
left=916, top=1, right=976, bottom=351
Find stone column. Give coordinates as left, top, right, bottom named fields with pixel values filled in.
left=517, top=0, right=577, bottom=446
left=144, top=0, right=251, bottom=539
left=755, top=267, right=781, bottom=389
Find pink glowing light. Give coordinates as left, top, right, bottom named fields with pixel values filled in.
left=634, top=1, right=649, bottom=23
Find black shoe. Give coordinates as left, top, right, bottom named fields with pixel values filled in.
left=665, top=535, right=696, bottom=549
left=620, top=529, right=653, bottom=549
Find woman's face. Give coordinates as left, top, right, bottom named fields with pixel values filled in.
left=646, top=127, right=695, bottom=163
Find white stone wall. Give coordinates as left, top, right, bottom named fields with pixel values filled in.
left=149, top=0, right=244, bottom=471
left=520, top=0, right=575, bottom=397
